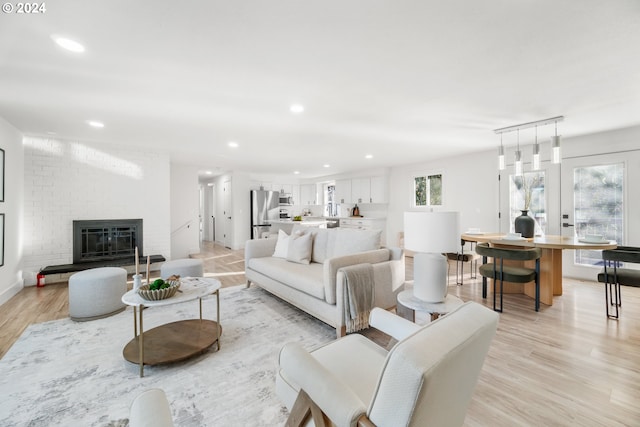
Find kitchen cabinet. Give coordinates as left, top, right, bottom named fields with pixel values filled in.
left=340, top=217, right=387, bottom=245
left=300, top=184, right=318, bottom=205
left=273, top=184, right=293, bottom=195
left=351, top=178, right=371, bottom=204
left=369, top=176, right=388, bottom=203
left=335, top=179, right=352, bottom=204
left=291, top=184, right=300, bottom=205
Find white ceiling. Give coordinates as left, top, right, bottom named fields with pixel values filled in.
left=1, top=1, right=639, bottom=179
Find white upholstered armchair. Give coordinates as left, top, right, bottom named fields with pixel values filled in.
left=276, top=302, right=499, bottom=427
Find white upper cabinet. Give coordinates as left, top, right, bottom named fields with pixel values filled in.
left=335, top=179, right=352, bottom=204
left=351, top=178, right=371, bottom=204
left=369, top=176, right=388, bottom=203
left=300, top=184, right=318, bottom=205
left=291, top=184, right=300, bottom=205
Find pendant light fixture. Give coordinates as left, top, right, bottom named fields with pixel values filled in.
left=494, top=116, right=564, bottom=172
left=551, top=120, right=561, bottom=164
left=498, top=134, right=505, bottom=170
left=532, top=125, right=540, bottom=170
left=514, top=130, right=522, bottom=176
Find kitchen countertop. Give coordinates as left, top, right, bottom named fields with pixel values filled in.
left=268, top=219, right=328, bottom=226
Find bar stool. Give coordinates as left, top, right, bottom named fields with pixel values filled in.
left=597, top=246, right=640, bottom=319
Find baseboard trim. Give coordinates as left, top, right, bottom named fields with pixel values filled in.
left=0, top=279, right=24, bottom=306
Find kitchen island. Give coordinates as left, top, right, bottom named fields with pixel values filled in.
left=267, top=218, right=329, bottom=236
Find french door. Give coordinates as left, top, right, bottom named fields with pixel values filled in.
left=561, top=154, right=628, bottom=279
left=498, top=162, right=561, bottom=235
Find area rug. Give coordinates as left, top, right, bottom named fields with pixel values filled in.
left=0, top=285, right=336, bottom=426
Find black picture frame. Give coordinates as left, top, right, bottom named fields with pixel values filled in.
left=0, top=148, right=4, bottom=202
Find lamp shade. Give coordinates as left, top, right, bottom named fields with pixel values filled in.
left=404, top=211, right=460, bottom=254
left=551, top=135, right=561, bottom=164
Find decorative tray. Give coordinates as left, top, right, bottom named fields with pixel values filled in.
left=137, top=279, right=181, bottom=301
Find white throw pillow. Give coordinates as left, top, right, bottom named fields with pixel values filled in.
left=286, top=231, right=313, bottom=264
left=273, top=230, right=291, bottom=258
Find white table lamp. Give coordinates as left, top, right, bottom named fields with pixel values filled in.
left=404, top=211, right=460, bottom=302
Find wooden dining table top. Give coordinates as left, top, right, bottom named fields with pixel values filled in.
left=461, top=233, right=618, bottom=250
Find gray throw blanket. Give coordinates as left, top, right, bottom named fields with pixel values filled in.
left=341, top=263, right=375, bottom=333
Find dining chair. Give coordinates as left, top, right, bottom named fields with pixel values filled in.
left=446, top=239, right=480, bottom=286
left=597, top=246, right=640, bottom=319
left=475, top=242, right=542, bottom=312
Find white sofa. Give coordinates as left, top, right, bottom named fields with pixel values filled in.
left=245, top=226, right=405, bottom=337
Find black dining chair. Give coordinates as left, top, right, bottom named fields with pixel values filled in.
left=475, top=242, right=542, bottom=312
left=597, top=246, right=640, bottom=319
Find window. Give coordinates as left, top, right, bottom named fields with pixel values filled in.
left=325, top=184, right=338, bottom=217
left=413, top=174, right=442, bottom=207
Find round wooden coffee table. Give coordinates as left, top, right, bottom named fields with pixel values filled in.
left=121, top=277, right=221, bottom=377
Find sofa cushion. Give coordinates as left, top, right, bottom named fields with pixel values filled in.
left=248, top=257, right=325, bottom=300
left=287, top=232, right=313, bottom=264
left=292, top=225, right=330, bottom=264
left=273, top=229, right=291, bottom=258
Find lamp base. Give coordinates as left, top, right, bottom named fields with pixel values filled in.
left=413, top=252, right=448, bottom=302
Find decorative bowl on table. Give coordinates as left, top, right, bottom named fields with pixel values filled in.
left=137, top=277, right=181, bottom=301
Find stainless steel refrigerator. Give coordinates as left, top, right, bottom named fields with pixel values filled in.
left=250, top=190, right=280, bottom=239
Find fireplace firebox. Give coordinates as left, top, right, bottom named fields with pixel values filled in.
left=73, top=219, right=143, bottom=264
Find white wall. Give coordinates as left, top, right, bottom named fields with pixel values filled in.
left=170, top=164, right=200, bottom=258
left=0, top=118, right=25, bottom=304
left=387, top=150, right=498, bottom=247
left=22, top=137, right=171, bottom=285
left=232, top=171, right=251, bottom=250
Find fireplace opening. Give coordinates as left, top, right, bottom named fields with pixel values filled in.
left=73, top=219, right=143, bottom=264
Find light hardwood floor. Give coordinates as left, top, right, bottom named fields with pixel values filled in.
left=1, top=243, right=638, bottom=425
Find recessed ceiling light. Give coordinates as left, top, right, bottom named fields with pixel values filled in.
left=86, top=120, right=104, bottom=128
left=228, top=141, right=239, bottom=148
left=51, top=35, right=85, bottom=53
left=290, top=104, right=304, bottom=114
left=323, top=164, right=330, bottom=168
left=293, top=171, right=300, bottom=175
left=205, top=171, right=213, bottom=175
left=365, top=154, right=373, bottom=159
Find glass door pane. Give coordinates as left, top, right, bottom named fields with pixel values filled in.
left=562, top=154, right=629, bottom=280
left=509, top=171, right=546, bottom=235
left=573, top=164, right=624, bottom=266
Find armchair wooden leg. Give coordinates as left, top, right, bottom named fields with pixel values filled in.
left=286, top=390, right=330, bottom=427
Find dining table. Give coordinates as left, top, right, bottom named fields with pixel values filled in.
left=460, top=233, right=617, bottom=306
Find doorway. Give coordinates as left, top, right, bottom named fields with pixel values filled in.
left=200, top=183, right=216, bottom=243
left=498, top=162, right=561, bottom=235
left=223, top=179, right=232, bottom=249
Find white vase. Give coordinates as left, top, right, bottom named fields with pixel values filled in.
left=132, top=274, right=143, bottom=291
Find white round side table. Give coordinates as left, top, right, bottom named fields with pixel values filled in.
left=397, top=282, right=464, bottom=322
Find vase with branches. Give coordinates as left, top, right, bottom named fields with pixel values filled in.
left=514, top=173, right=541, bottom=237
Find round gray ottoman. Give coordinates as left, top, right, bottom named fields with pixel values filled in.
left=160, top=258, right=204, bottom=279
left=69, top=267, right=127, bottom=321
